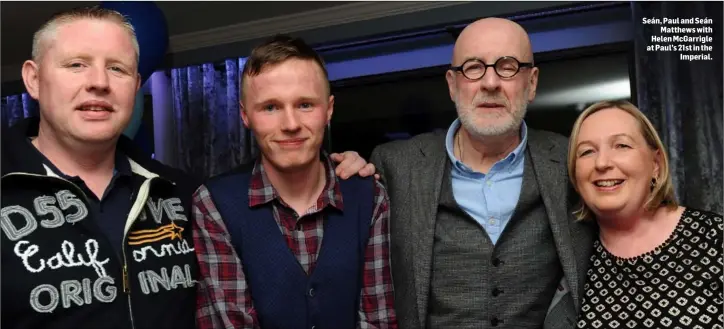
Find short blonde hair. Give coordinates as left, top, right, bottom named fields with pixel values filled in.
left=567, top=100, right=678, bottom=220
left=32, top=6, right=139, bottom=64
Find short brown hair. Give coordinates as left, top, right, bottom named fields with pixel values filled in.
left=32, top=6, right=139, bottom=64
left=240, top=34, right=329, bottom=97
left=567, top=100, right=678, bottom=221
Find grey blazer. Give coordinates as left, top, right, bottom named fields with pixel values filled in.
left=370, top=129, right=596, bottom=329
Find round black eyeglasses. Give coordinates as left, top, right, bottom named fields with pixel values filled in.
left=449, top=56, right=534, bottom=80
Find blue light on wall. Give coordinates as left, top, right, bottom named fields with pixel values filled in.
left=324, top=20, right=633, bottom=82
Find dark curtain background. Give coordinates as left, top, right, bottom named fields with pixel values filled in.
left=632, top=1, right=723, bottom=214
left=170, top=58, right=258, bottom=179
left=1, top=93, right=39, bottom=128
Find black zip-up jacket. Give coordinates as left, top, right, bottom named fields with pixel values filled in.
left=2, top=118, right=201, bottom=329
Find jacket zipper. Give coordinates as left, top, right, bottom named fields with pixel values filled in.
left=3, top=172, right=154, bottom=329
left=121, top=212, right=136, bottom=329
left=121, top=177, right=155, bottom=329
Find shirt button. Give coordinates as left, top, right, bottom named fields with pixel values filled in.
left=489, top=217, right=496, bottom=225
left=487, top=181, right=493, bottom=186
left=308, top=288, right=315, bottom=297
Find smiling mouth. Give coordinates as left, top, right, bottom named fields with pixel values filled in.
left=594, top=179, right=624, bottom=187
left=78, top=106, right=112, bottom=112
left=277, top=139, right=306, bottom=145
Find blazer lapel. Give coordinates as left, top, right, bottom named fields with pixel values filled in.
left=527, top=132, right=582, bottom=308
left=411, top=134, right=447, bottom=325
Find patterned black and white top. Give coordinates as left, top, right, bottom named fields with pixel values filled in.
left=576, top=208, right=723, bottom=329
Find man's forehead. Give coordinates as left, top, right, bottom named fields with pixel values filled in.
left=47, top=20, right=136, bottom=59
left=456, top=35, right=528, bottom=62
left=453, top=19, right=532, bottom=63
left=243, top=75, right=327, bottom=104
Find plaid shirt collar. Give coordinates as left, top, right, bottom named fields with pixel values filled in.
left=249, top=152, right=344, bottom=212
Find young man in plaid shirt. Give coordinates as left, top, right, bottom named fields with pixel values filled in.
left=192, top=35, right=397, bottom=329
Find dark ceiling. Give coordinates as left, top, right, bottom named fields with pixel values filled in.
left=1, top=1, right=352, bottom=66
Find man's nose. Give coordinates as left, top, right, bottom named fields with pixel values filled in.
left=479, top=67, right=502, bottom=92
left=86, top=66, right=110, bottom=92
left=280, top=108, right=301, bottom=132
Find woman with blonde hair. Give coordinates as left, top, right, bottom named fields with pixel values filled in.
left=567, top=100, right=722, bottom=329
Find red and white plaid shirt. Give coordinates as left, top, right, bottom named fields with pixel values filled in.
left=193, top=155, right=397, bottom=329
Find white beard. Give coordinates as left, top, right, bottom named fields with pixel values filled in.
left=454, top=87, right=529, bottom=138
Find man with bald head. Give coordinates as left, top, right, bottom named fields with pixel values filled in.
left=368, top=17, right=595, bottom=329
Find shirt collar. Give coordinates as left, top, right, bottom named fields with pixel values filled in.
left=27, top=137, right=134, bottom=179
left=444, top=118, right=529, bottom=174
left=248, top=151, right=344, bottom=212
left=113, top=150, right=133, bottom=177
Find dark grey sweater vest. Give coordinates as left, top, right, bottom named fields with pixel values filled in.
left=427, top=149, right=563, bottom=328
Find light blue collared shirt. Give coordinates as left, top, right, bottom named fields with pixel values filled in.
left=444, top=119, right=528, bottom=245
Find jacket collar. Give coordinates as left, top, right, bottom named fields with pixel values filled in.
left=2, top=117, right=154, bottom=177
